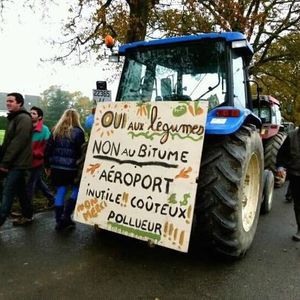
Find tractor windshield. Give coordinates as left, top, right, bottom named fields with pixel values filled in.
left=116, top=40, right=228, bottom=110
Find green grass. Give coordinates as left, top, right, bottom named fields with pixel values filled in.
left=0, top=129, right=5, bottom=145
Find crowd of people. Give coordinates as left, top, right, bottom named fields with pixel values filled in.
left=0, top=92, right=87, bottom=231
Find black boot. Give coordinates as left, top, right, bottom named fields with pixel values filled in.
left=61, top=199, right=76, bottom=229
left=54, top=206, right=64, bottom=231
left=292, top=208, right=300, bottom=241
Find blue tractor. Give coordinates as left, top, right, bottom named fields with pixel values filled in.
left=109, top=32, right=271, bottom=257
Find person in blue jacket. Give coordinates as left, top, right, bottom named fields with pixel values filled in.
left=84, top=107, right=95, bottom=132
left=45, top=109, right=85, bottom=231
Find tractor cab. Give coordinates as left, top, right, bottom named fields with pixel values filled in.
left=115, top=33, right=254, bottom=114
left=253, top=95, right=283, bottom=139
left=253, top=95, right=287, bottom=187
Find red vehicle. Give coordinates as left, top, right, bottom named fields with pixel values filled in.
left=253, top=95, right=287, bottom=187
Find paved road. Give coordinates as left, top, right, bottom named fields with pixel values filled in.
left=0, top=183, right=300, bottom=300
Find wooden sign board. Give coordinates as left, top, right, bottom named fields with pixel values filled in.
left=74, top=101, right=208, bottom=252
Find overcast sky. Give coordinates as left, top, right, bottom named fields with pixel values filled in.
left=0, top=1, right=112, bottom=98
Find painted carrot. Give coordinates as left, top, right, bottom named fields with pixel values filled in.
left=196, top=107, right=203, bottom=115
left=86, top=163, right=101, bottom=175
left=175, top=166, right=192, bottom=179
left=188, top=104, right=194, bottom=116
left=142, top=105, right=147, bottom=116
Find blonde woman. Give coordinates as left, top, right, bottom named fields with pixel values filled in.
left=45, top=109, right=85, bottom=231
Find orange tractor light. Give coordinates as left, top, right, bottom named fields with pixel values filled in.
left=105, top=35, right=115, bottom=48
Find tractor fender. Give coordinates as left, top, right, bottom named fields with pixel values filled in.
left=205, top=106, right=261, bottom=135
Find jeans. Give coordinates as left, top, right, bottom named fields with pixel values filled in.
left=27, top=166, right=53, bottom=204
left=0, top=169, right=32, bottom=225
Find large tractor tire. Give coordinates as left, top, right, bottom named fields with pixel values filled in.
left=193, top=125, right=264, bottom=258
left=264, top=132, right=287, bottom=187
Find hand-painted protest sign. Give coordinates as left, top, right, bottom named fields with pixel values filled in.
left=74, top=101, right=208, bottom=252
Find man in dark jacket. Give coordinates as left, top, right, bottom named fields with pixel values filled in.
left=0, top=93, right=33, bottom=227
left=276, top=127, right=300, bottom=241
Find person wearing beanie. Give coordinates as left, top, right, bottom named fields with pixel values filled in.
left=0, top=92, right=33, bottom=227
